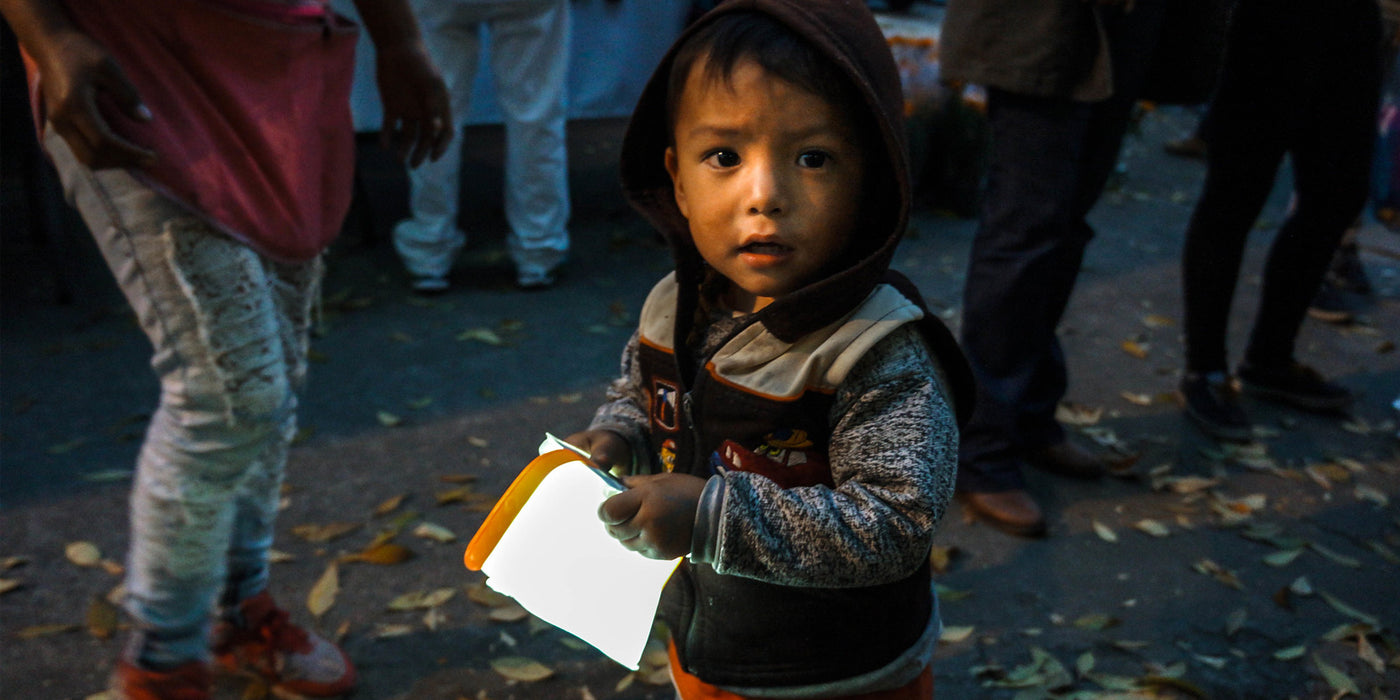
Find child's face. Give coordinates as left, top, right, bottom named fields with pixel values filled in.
left=665, top=57, right=865, bottom=315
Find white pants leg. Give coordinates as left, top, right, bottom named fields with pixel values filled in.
left=393, top=0, right=570, bottom=283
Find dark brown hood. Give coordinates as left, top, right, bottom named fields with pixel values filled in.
left=620, top=0, right=910, bottom=345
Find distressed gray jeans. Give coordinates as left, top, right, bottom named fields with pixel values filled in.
left=46, top=131, right=321, bottom=668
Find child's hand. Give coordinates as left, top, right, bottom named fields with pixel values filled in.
left=563, top=429, right=632, bottom=472
left=597, top=473, right=708, bottom=560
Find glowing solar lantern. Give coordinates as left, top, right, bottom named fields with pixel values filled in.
left=464, top=449, right=681, bottom=669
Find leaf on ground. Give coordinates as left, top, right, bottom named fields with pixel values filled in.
left=1134, top=519, right=1171, bottom=537
left=1142, top=313, right=1176, bottom=328
left=343, top=542, right=415, bottom=566
left=268, top=549, right=296, bottom=564
left=1192, top=558, right=1244, bottom=589
left=1310, top=543, right=1362, bottom=568
left=81, top=469, right=134, bottom=483
left=1157, top=475, right=1221, bottom=494
left=1193, top=654, right=1228, bottom=670
left=489, top=656, right=554, bottom=682
left=939, top=625, right=975, bottom=643
left=1073, top=613, right=1120, bottom=631
left=467, top=436, right=490, bottom=448
left=1120, top=339, right=1150, bottom=359
left=1357, top=633, right=1386, bottom=674
left=423, top=606, right=447, bottom=632
left=1092, top=520, right=1118, bottom=543
left=1367, top=541, right=1400, bottom=565
left=1318, top=590, right=1379, bottom=626
left=467, top=580, right=516, bottom=608
left=0, top=579, right=21, bottom=596
left=1120, top=391, right=1156, bottom=406
left=457, top=328, right=505, bottom=346
left=1055, top=402, right=1102, bottom=427
left=1263, top=548, right=1305, bottom=567
left=16, top=623, right=79, bottom=639
left=86, top=595, right=120, bottom=639
left=372, top=623, right=414, bottom=639
left=412, top=522, right=457, bottom=543
left=307, top=563, right=339, bottom=618
left=436, top=486, right=474, bottom=505
left=1225, top=608, right=1247, bottom=637
left=1290, top=576, right=1314, bottom=596
left=376, top=411, right=403, bottom=427
left=1313, top=653, right=1360, bottom=695
left=489, top=603, right=531, bottom=622
left=387, top=587, right=456, bottom=611
left=1, top=556, right=28, bottom=570
left=1354, top=484, right=1390, bottom=507
left=374, top=494, right=408, bottom=517
left=406, top=396, right=434, bottom=410
left=291, top=522, right=361, bottom=544
left=439, top=473, right=479, bottom=484
left=1274, top=645, right=1307, bottom=660
left=65, top=541, right=102, bottom=567
left=928, top=544, right=959, bottom=574
left=47, top=437, right=90, bottom=455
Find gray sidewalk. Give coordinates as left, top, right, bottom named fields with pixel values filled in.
left=2, top=109, right=1398, bottom=699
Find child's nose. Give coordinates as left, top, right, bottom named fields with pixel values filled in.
left=744, top=160, right=787, bottom=216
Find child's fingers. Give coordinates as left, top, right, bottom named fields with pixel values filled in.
left=597, top=490, right=643, bottom=546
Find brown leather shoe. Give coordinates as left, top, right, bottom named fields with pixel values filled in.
left=1025, top=441, right=1107, bottom=479
left=958, top=490, right=1047, bottom=538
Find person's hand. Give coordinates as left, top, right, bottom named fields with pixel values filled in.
left=35, top=29, right=156, bottom=169
left=597, top=473, right=707, bottom=560
left=373, top=41, right=452, bottom=167
left=564, top=429, right=633, bottom=472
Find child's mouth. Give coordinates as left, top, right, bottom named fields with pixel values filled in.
left=740, top=242, right=790, bottom=255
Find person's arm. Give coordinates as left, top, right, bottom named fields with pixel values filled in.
left=350, top=0, right=451, bottom=167
left=695, top=325, right=957, bottom=587
left=570, top=330, right=654, bottom=474
left=1, top=0, right=156, bottom=168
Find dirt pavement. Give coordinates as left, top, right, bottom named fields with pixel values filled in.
left=3, top=110, right=1399, bottom=699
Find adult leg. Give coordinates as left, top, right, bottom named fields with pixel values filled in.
left=489, top=0, right=571, bottom=287
left=393, top=0, right=483, bottom=286
left=45, top=131, right=302, bottom=670
left=958, top=90, right=1095, bottom=494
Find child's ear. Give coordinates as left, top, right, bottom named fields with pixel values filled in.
left=664, top=146, right=689, bottom=219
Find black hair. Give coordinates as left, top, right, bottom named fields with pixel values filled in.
left=665, top=12, right=864, bottom=141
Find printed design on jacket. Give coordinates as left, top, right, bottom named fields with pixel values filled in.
left=659, top=438, right=678, bottom=473
left=650, top=378, right=680, bottom=433
left=708, top=429, right=832, bottom=488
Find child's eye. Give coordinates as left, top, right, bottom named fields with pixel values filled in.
left=704, top=150, right=740, bottom=168
left=797, top=151, right=829, bottom=168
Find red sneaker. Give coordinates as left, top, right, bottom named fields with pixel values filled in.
left=212, top=591, right=356, bottom=697
left=112, top=660, right=211, bottom=700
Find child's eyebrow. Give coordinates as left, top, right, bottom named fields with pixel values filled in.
left=683, top=123, right=843, bottom=142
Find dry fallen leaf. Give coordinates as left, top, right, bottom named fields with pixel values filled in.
left=65, top=541, right=102, bottom=567
left=343, top=542, right=415, bottom=566
left=291, top=522, right=361, bottom=544
left=1192, top=559, right=1244, bottom=589
left=0, top=579, right=21, bottom=596
left=1120, top=339, right=1150, bottom=359
left=423, top=606, right=447, bottom=632
left=1263, top=548, right=1305, bottom=567
left=387, top=587, right=456, bottom=611
left=374, top=494, right=408, bottom=517
left=1313, top=653, right=1360, bottom=696
left=1092, top=520, right=1119, bottom=543
left=1073, top=613, right=1120, bottom=631
left=1055, top=402, right=1103, bottom=427
left=467, top=580, right=515, bottom=608
left=1310, top=542, right=1361, bottom=568
left=940, top=625, right=975, bottom=643
left=413, top=522, right=457, bottom=543
left=307, top=563, right=339, bottom=618
left=376, top=411, right=404, bottom=427
left=372, top=623, right=414, bottom=639
left=1354, top=483, right=1390, bottom=507
left=16, top=623, right=79, bottom=639
left=1318, top=590, right=1379, bottom=626
left=1134, top=519, right=1170, bottom=537
left=489, top=603, right=531, bottom=623
left=86, top=595, right=120, bottom=639
left=458, top=328, right=505, bottom=346
left=1357, top=633, right=1386, bottom=674
left=1273, top=645, right=1307, bottom=660
left=489, top=656, right=554, bottom=682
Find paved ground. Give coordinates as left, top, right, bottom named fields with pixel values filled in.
left=3, top=109, right=1399, bottom=699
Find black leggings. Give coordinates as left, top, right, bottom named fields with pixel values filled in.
left=1181, top=0, right=1382, bottom=372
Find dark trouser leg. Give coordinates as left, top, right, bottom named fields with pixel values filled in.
left=958, top=91, right=1098, bottom=493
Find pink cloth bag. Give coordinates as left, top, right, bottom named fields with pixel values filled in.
left=26, top=0, right=359, bottom=262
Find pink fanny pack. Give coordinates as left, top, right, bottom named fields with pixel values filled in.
left=27, top=0, right=359, bottom=262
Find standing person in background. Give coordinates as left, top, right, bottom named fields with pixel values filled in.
left=393, top=0, right=571, bottom=293
left=1177, top=0, right=1383, bottom=440
left=938, top=0, right=1170, bottom=537
left=0, top=0, right=451, bottom=697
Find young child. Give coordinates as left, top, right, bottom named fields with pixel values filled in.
left=565, top=1, right=974, bottom=697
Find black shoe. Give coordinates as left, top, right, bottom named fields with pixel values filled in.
left=1180, top=371, right=1253, bottom=441
left=1237, top=361, right=1352, bottom=412
left=1307, top=281, right=1359, bottom=325
left=1326, top=241, right=1372, bottom=296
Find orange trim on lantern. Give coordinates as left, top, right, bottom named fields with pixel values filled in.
left=463, top=449, right=581, bottom=571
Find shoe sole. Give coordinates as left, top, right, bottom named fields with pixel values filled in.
left=1238, top=382, right=1352, bottom=412
left=955, top=493, right=1048, bottom=538
left=1306, top=307, right=1353, bottom=324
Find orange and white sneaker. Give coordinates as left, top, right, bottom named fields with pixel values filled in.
left=212, top=591, right=355, bottom=697
left=111, top=660, right=212, bottom=700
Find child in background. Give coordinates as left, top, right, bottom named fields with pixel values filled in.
left=566, top=1, right=974, bottom=697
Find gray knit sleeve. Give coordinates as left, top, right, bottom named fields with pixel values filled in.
left=586, top=330, right=655, bottom=475
left=704, top=323, right=958, bottom=587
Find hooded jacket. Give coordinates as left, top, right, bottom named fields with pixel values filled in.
left=613, top=0, right=975, bottom=689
